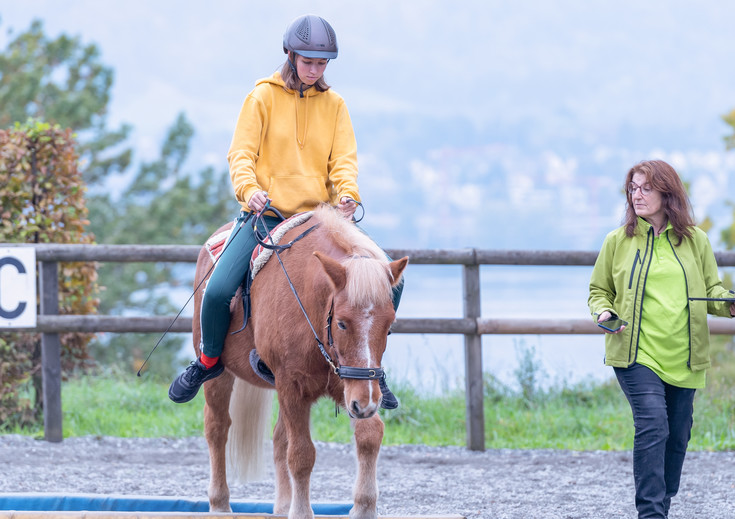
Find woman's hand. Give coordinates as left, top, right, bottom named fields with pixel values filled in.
left=248, top=191, right=268, bottom=213
left=597, top=311, right=612, bottom=323
left=597, top=311, right=626, bottom=334
left=337, top=197, right=357, bottom=219
left=730, top=302, right=735, bottom=317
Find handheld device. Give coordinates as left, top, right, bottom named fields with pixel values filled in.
left=597, top=316, right=628, bottom=333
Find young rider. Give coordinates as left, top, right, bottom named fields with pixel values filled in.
left=169, top=14, right=402, bottom=408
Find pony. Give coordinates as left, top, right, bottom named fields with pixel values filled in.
left=193, top=205, right=408, bottom=519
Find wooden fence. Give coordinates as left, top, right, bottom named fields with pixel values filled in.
left=5, top=243, right=735, bottom=450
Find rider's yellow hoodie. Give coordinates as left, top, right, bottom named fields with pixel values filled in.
left=227, top=72, right=360, bottom=217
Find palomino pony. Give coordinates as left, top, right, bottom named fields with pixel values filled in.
left=192, top=205, right=408, bottom=519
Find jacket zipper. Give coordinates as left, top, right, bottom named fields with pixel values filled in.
left=628, top=249, right=641, bottom=289
left=629, top=228, right=653, bottom=365
left=667, top=232, right=692, bottom=369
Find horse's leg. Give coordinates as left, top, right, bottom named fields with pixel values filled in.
left=278, top=392, right=316, bottom=519
left=203, top=370, right=235, bottom=512
left=349, top=415, right=384, bottom=519
left=272, top=413, right=291, bottom=514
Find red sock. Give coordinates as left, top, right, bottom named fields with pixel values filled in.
left=199, top=354, right=219, bottom=369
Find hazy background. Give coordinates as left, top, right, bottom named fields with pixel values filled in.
left=3, top=1, right=735, bottom=391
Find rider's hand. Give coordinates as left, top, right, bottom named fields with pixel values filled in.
left=338, top=197, right=357, bottom=219
left=248, top=191, right=268, bottom=213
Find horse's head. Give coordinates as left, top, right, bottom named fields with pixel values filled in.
left=314, top=250, right=408, bottom=419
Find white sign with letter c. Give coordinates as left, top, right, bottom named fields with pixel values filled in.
left=0, top=247, right=37, bottom=328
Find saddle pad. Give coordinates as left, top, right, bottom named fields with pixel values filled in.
left=250, top=211, right=313, bottom=279
left=204, top=226, right=235, bottom=263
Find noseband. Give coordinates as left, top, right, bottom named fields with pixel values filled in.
left=253, top=204, right=385, bottom=382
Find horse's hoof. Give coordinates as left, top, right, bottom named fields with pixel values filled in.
left=349, top=509, right=377, bottom=519
left=274, top=504, right=290, bottom=515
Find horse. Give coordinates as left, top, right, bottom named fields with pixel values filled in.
left=192, top=204, right=408, bottom=519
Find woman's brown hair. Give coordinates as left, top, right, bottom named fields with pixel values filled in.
left=280, top=52, right=331, bottom=92
left=623, top=159, right=694, bottom=245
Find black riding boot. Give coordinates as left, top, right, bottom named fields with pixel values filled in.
left=379, top=373, right=399, bottom=410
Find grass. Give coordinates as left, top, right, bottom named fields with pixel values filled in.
left=3, top=372, right=732, bottom=451
left=4, top=338, right=733, bottom=450
left=60, top=376, right=206, bottom=438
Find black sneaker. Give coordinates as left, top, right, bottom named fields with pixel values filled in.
left=168, top=359, right=225, bottom=403
left=379, top=372, right=400, bottom=410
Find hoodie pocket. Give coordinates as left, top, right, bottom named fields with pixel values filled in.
left=267, top=175, right=329, bottom=215
left=628, top=249, right=641, bottom=289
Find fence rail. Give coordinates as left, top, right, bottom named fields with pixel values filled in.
left=28, top=314, right=735, bottom=335
left=5, top=243, right=735, bottom=449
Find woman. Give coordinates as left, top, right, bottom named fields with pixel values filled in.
left=169, top=14, right=401, bottom=408
left=588, top=159, right=734, bottom=518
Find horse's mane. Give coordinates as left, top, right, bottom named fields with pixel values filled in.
left=313, top=205, right=395, bottom=307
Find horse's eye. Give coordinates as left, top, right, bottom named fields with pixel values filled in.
left=337, top=321, right=347, bottom=330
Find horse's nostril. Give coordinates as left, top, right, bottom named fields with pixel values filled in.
left=351, top=400, right=361, bottom=415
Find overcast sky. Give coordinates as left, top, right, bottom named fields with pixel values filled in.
left=3, top=1, right=734, bottom=160
left=2, top=1, right=735, bottom=250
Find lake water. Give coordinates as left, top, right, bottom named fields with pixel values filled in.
left=383, top=264, right=614, bottom=395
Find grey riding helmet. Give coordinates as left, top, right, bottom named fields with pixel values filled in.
left=282, top=14, right=338, bottom=59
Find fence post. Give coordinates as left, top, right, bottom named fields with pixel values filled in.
left=462, top=258, right=485, bottom=451
left=40, top=261, right=63, bottom=442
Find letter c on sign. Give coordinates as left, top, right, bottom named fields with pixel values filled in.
left=0, top=257, right=27, bottom=319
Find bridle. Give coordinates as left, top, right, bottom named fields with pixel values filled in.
left=314, top=301, right=385, bottom=380
left=252, top=201, right=384, bottom=382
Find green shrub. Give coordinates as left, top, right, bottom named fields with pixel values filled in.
left=0, top=120, right=98, bottom=427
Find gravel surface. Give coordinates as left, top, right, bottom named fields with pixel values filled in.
left=0, top=435, right=733, bottom=518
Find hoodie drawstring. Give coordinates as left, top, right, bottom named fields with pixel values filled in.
left=294, top=91, right=309, bottom=149
left=286, top=59, right=310, bottom=148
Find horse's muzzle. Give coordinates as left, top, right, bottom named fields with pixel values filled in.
left=347, top=398, right=379, bottom=419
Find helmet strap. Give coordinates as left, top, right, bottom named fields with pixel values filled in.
left=287, top=56, right=298, bottom=76
left=287, top=54, right=305, bottom=98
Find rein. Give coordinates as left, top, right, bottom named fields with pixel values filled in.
left=253, top=201, right=383, bottom=382
left=252, top=205, right=320, bottom=253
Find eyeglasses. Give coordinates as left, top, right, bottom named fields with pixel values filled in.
left=628, top=182, right=653, bottom=196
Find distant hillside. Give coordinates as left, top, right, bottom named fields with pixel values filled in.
left=353, top=114, right=735, bottom=250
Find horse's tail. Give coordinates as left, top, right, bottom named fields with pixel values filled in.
left=226, top=378, right=274, bottom=482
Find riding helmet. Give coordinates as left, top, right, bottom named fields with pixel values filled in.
left=282, top=14, right=338, bottom=59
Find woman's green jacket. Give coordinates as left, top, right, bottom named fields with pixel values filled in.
left=588, top=218, right=732, bottom=371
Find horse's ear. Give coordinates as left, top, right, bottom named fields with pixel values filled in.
left=313, top=251, right=347, bottom=291
left=388, top=256, right=409, bottom=287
